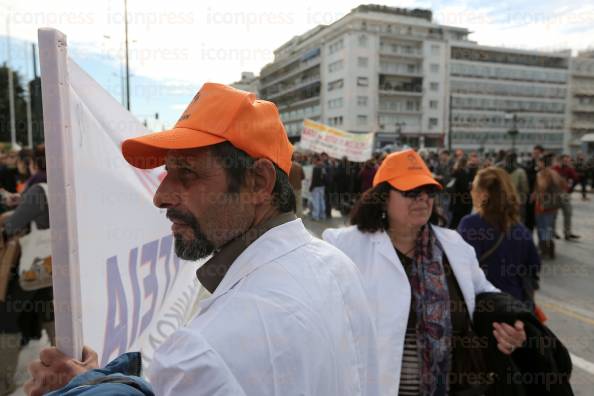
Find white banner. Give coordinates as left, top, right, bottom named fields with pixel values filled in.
left=39, top=28, right=200, bottom=366
left=300, top=119, right=374, bottom=162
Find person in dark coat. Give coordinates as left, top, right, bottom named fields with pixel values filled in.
left=449, top=156, right=474, bottom=229
left=458, top=167, right=541, bottom=309
left=474, top=292, right=573, bottom=396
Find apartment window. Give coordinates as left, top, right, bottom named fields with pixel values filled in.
left=430, top=64, right=439, bottom=73
left=328, top=98, right=343, bottom=109
left=357, top=96, right=368, bottom=106
left=431, top=44, right=440, bottom=55
left=357, top=115, right=368, bottom=126
left=328, top=116, right=344, bottom=126
left=357, top=77, right=369, bottom=87
left=429, top=100, right=438, bottom=109
left=328, top=39, right=344, bottom=54
left=328, top=79, right=344, bottom=91
left=328, top=60, right=343, bottom=73
left=430, top=82, right=439, bottom=91
left=358, top=34, right=368, bottom=47
left=358, top=57, right=369, bottom=67
left=429, top=118, right=438, bottom=129
left=407, top=64, right=416, bottom=73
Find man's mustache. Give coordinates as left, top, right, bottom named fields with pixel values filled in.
left=166, top=209, right=198, bottom=226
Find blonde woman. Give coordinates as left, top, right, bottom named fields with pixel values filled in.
left=458, top=167, right=541, bottom=309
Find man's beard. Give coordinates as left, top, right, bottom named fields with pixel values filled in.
left=167, top=209, right=215, bottom=261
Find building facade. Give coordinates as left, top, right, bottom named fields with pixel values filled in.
left=230, top=72, right=260, bottom=94
left=448, top=43, right=570, bottom=153
left=568, top=51, right=594, bottom=154
left=259, top=5, right=468, bottom=146
left=258, top=4, right=584, bottom=153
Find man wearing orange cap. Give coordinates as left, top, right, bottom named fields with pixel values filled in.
left=24, top=83, right=380, bottom=396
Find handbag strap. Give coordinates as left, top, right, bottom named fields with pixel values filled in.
left=478, top=232, right=505, bottom=267
left=29, top=183, right=48, bottom=233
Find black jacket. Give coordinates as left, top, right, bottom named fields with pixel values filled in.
left=473, top=292, right=573, bottom=396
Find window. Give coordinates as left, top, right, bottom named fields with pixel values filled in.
left=358, top=34, right=368, bottom=47
left=430, top=64, right=440, bottom=73
left=357, top=77, right=369, bottom=87
left=357, top=115, right=368, bottom=126
left=328, top=116, right=344, bottom=126
left=328, top=60, right=343, bottom=72
left=429, top=118, right=438, bottom=129
left=328, top=79, right=344, bottom=91
left=429, top=100, right=438, bottom=109
left=358, top=57, right=369, bottom=67
left=328, top=98, right=343, bottom=109
left=430, top=82, right=439, bottom=91
left=357, top=96, right=368, bottom=106
left=328, top=39, right=344, bottom=54
left=431, top=44, right=440, bottom=55
left=406, top=100, right=415, bottom=111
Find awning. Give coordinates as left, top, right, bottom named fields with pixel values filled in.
left=581, top=133, right=594, bottom=143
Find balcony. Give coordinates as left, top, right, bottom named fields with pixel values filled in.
left=572, top=104, right=594, bottom=113
left=260, top=57, right=321, bottom=90
left=379, top=65, right=423, bottom=77
left=379, top=47, right=423, bottom=59
left=378, top=83, right=423, bottom=96
left=571, top=121, right=594, bottom=130
left=266, top=75, right=321, bottom=101
left=572, top=86, right=594, bottom=96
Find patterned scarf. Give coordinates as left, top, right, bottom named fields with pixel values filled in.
left=409, top=224, right=452, bottom=395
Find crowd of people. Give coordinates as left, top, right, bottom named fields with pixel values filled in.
left=0, top=145, right=53, bottom=396
left=293, top=146, right=593, bottom=248
left=1, top=83, right=578, bottom=396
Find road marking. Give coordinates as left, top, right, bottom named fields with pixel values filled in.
left=570, top=353, right=594, bottom=376
left=536, top=296, right=594, bottom=328
left=540, top=301, right=594, bottom=327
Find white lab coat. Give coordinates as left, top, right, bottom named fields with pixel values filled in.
left=322, top=224, right=498, bottom=395
left=148, top=219, right=381, bottom=396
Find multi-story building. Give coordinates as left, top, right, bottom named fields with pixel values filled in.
left=567, top=51, right=594, bottom=154
left=258, top=4, right=585, bottom=153
left=230, top=72, right=260, bottom=94
left=259, top=5, right=469, bottom=145
left=448, top=43, right=571, bottom=152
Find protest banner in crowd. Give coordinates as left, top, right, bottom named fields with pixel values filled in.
left=300, top=119, right=374, bottom=162
left=39, top=28, right=201, bottom=366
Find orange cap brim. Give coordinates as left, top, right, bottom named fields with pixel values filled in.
left=122, top=127, right=227, bottom=169
left=386, top=174, right=443, bottom=191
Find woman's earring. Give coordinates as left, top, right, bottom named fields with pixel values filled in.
left=381, top=211, right=387, bottom=220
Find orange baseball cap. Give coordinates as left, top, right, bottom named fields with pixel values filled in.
left=373, top=149, right=442, bottom=191
left=121, top=83, right=293, bottom=174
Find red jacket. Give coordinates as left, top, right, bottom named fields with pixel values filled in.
left=553, top=165, right=578, bottom=192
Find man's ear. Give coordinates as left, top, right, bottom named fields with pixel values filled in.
left=249, top=159, right=276, bottom=205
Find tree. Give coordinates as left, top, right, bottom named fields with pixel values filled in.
left=0, top=63, right=30, bottom=146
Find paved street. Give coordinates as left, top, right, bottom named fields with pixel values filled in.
left=303, top=192, right=594, bottom=396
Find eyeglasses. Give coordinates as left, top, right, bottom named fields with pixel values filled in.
left=394, top=185, right=439, bottom=199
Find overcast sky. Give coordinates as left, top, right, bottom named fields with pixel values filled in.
left=2, top=0, right=594, bottom=126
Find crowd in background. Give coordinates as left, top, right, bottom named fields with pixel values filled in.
left=291, top=147, right=594, bottom=239
left=0, top=145, right=52, bottom=396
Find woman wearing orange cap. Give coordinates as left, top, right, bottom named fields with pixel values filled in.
left=323, top=149, right=527, bottom=395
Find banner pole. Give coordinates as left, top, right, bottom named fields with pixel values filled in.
left=38, top=28, right=83, bottom=359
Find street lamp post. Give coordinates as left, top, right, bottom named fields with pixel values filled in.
left=395, top=122, right=405, bottom=148
left=505, top=112, right=519, bottom=151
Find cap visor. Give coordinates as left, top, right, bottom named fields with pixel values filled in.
left=122, top=127, right=226, bottom=169
left=387, top=174, right=442, bottom=191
